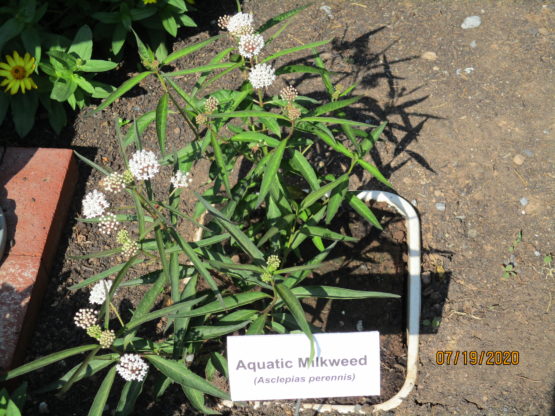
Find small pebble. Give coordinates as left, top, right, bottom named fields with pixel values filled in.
left=356, top=320, right=364, bottom=332
left=523, top=149, right=533, bottom=157
left=411, top=199, right=417, bottom=206
left=320, top=5, right=333, bottom=19
left=421, top=272, right=432, bottom=286
left=456, top=67, right=474, bottom=75
left=470, top=40, right=477, bottom=48
left=421, top=51, right=437, bottom=61
left=461, top=16, right=481, bottom=29
left=39, top=402, right=49, bottom=414
left=467, top=229, right=478, bottom=238
left=519, top=197, right=528, bottom=207
left=512, top=154, right=525, bottom=165
left=435, top=202, right=446, bottom=211
left=185, top=354, right=195, bottom=364
left=534, top=250, right=541, bottom=257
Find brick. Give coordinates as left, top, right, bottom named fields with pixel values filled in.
left=0, top=147, right=77, bottom=371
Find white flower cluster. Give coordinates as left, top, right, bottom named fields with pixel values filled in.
left=239, top=33, right=264, bottom=58
left=82, top=190, right=110, bottom=219
left=100, top=172, right=126, bottom=193
left=98, top=213, right=118, bottom=235
left=249, top=63, right=276, bottom=89
left=170, top=171, right=193, bottom=189
left=89, top=279, right=113, bottom=305
left=129, top=149, right=160, bottom=181
left=74, top=308, right=97, bottom=329
left=116, top=354, right=149, bottom=382
left=226, top=12, right=254, bottom=35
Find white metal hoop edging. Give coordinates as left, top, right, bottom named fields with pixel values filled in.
left=299, top=191, right=422, bottom=414
left=220, top=191, right=421, bottom=414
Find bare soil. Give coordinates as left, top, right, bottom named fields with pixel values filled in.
left=1, top=0, right=554, bottom=415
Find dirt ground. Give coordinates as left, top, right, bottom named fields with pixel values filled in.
left=3, top=0, right=554, bottom=415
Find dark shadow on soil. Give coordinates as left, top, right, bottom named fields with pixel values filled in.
left=0, top=148, right=39, bottom=262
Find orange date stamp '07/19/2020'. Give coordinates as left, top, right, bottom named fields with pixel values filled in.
left=435, top=351, right=520, bottom=366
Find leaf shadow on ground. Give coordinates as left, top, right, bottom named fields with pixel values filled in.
left=275, top=27, right=453, bottom=338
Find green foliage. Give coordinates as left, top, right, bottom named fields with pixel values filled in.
left=0, top=0, right=196, bottom=136
left=0, top=383, right=26, bottom=416
left=3, top=5, right=399, bottom=415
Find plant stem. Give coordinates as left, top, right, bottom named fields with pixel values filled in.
left=110, top=302, right=125, bottom=327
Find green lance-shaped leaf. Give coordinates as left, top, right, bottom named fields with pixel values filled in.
left=276, top=64, right=332, bottom=77
left=356, top=159, right=392, bottom=188
left=310, top=96, right=361, bottom=117
left=361, top=121, right=386, bottom=155
left=156, top=93, right=169, bottom=155
left=196, top=194, right=265, bottom=261
left=275, top=263, right=324, bottom=276
left=276, top=283, right=314, bottom=362
left=208, top=259, right=264, bottom=273
left=36, top=355, right=118, bottom=393
left=169, top=228, right=221, bottom=299
left=261, top=39, right=331, bottom=63
left=218, top=309, right=258, bottom=323
left=300, top=174, right=348, bottom=211
left=208, top=110, right=287, bottom=120
left=300, top=225, right=358, bottom=242
left=346, top=192, right=382, bottom=230
left=289, top=150, right=320, bottom=191
left=341, top=123, right=362, bottom=155
left=95, top=71, right=152, bottom=112
left=182, top=386, right=220, bottom=415
left=191, top=47, right=235, bottom=95
left=185, top=321, right=250, bottom=342
left=284, top=242, right=337, bottom=288
left=325, top=173, right=349, bottom=224
left=291, top=286, right=400, bottom=300
left=247, top=313, right=267, bottom=335
left=296, top=122, right=355, bottom=159
left=311, top=48, right=334, bottom=96
left=230, top=131, right=280, bottom=148
left=172, top=292, right=271, bottom=320
left=162, top=35, right=219, bottom=65
left=257, top=138, right=288, bottom=207
left=300, top=116, right=370, bottom=127
left=209, top=130, right=231, bottom=197
left=1, top=345, right=98, bottom=381
left=164, top=62, right=236, bottom=77
left=115, top=379, right=144, bottom=416
left=123, top=111, right=155, bottom=148
left=146, top=356, right=230, bottom=400
left=126, top=292, right=270, bottom=331
left=256, top=4, right=310, bottom=33
left=87, top=365, right=117, bottom=416
left=73, top=150, right=110, bottom=176
left=123, top=260, right=169, bottom=347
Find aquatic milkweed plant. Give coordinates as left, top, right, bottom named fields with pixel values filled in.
left=0, top=5, right=399, bottom=415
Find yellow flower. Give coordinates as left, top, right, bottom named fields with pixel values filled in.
left=143, top=0, right=157, bottom=4
left=0, top=51, right=38, bottom=95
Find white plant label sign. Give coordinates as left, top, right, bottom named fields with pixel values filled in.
left=227, top=332, right=380, bottom=401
